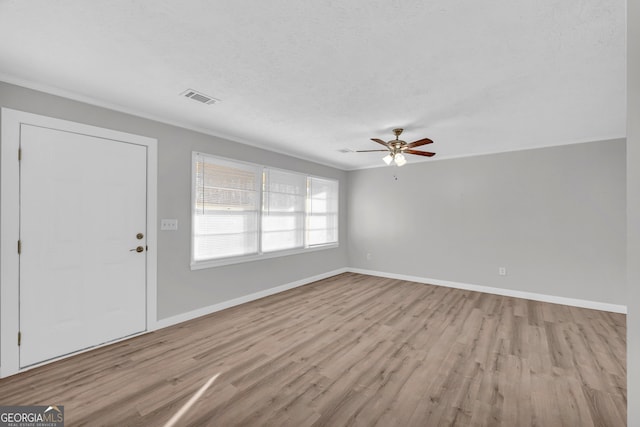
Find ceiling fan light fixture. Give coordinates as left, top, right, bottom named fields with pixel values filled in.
left=394, top=153, right=407, bottom=167
left=361, top=128, right=435, bottom=166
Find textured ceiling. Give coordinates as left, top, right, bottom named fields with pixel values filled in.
left=0, top=0, right=626, bottom=170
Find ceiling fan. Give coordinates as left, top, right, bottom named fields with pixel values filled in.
left=357, top=128, right=435, bottom=166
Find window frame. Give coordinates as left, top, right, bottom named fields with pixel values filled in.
left=190, top=152, right=339, bottom=270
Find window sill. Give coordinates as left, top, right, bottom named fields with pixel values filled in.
left=190, top=243, right=339, bottom=270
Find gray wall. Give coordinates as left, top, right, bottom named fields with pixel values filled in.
left=348, top=140, right=626, bottom=305
left=628, top=0, right=639, bottom=423
left=0, top=81, right=349, bottom=320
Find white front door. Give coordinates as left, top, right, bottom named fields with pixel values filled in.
left=19, top=124, right=148, bottom=368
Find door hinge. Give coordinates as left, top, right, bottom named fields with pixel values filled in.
left=18, top=240, right=21, bottom=254
left=18, top=147, right=22, bottom=161
left=18, top=331, right=21, bottom=346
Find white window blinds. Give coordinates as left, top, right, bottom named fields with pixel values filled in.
left=193, top=154, right=261, bottom=261
left=307, top=177, right=339, bottom=246
left=262, top=168, right=306, bottom=252
left=192, top=152, right=339, bottom=266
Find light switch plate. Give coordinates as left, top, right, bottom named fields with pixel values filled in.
left=160, top=219, right=178, bottom=231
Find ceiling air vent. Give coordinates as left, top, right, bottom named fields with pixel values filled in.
left=180, top=89, right=220, bottom=105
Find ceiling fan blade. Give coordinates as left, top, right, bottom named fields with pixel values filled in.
left=371, top=138, right=389, bottom=147
left=356, top=149, right=390, bottom=152
left=405, top=150, right=436, bottom=157
left=406, top=138, right=434, bottom=148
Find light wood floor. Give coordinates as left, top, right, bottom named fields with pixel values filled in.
left=0, top=273, right=626, bottom=426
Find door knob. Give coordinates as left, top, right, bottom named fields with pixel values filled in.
left=130, top=246, right=144, bottom=253
left=136, top=233, right=144, bottom=240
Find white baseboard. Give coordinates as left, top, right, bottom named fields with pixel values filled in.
left=348, top=268, right=627, bottom=314
left=155, top=265, right=625, bottom=333
left=154, top=267, right=349, bottom=330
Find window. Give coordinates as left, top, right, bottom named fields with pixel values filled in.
left=192, top=152, right=339, bottom=268
left=262, top=168, right=306, bottom=252
left=192, top=154, right=261, bottom=261
left=307, top=177, right=339, bottom=246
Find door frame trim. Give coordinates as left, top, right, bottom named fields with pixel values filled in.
left=1, top=108, right=158, bottom=378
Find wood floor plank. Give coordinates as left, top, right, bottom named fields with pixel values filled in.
left=0, top=272, right=626, bottom=426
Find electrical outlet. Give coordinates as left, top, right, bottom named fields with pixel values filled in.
left=366, top=252, right=372, bottom=261
left=498, top=267, right=507, bottom=276
left=161, top=219, right=178, bottom=231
